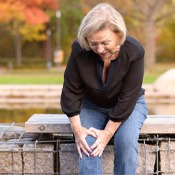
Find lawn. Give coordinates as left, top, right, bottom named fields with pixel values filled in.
left=143, top=63, right=175, bottom=84
left=0, top=63, right=174, bottom=84
left=0, top=68, right=65, bottom=84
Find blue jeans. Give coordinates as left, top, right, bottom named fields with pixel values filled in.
left=78, top=95, right=148, bottom=175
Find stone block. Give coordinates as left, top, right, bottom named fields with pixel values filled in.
left=59, top=144, right=114, bottom=174
left=102, top=145, right=114, bottom=174
left=23, top=143, right=54, bottom=174
left=0, top=124, right=24, bottom=140
left=160, top=141, right=175, bottom=174
left=0, top=144, right=22, bottom=174
left=59, top=143, right=78, bottom=174
left=60, top=143, right=158, bottom=175
left=137, top=143, right=157, bottom=174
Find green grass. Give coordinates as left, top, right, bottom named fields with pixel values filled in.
left=0, top=63, right=174, bottom=84
left=143, top=63, right=175, bottom=84
left=0, top=68, right=65, bottom=84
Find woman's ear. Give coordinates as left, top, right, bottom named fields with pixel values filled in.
left=116, top=32, right=123, bottom=45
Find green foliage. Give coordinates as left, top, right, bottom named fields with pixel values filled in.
left=157, top=19, right=175, bottom=62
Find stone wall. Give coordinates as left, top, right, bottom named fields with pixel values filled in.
left=0, top=143, right=54, bottom=175
left=1, top=139, right=174, bottom=174
left=0, top=125, right=55, bottom=174
left=1, top=124, right=175, bottom=174
left=0, top=141, right=159, bottom=175
left=59, top=143, right=158, bottom=175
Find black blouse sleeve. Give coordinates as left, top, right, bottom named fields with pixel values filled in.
left=60, top=41, right=84, bottom=117
left=109, top=44, right=145, bottom=122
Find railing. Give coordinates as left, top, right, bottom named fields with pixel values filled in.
left=1, top=114, right=175, bottom=174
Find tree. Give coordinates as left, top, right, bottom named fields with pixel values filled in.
left=157, top=18, right=175, bottom=62
left=130, top=0, right=175, bottom=70
left=0, top=0, right=58, bottom=65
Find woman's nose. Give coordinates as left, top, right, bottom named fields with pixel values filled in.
left=97, top=45, right=104, bottom=53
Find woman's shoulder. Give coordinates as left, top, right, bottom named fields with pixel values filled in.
left=72, top=40, right=81, bottom=49
left=124, top=35, right=145, bottom=56
left=124, top=35, right=144, bottom=55
left=72, top=40, right=89, bottom=58
left=71, top=40, right=85, bottom=58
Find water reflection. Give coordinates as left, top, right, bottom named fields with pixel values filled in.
left=0, top=104, right=174, bottom=123
left=0, top=108, right=62, bottom=123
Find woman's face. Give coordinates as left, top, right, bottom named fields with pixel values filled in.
left=87, top=28, right=121, bottom=60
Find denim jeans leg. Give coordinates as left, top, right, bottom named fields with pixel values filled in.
left=78, top=106, right=109, bottom=175
left=114, top=95, right=148, bottom=175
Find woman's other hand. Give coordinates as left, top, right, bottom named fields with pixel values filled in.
left=88, top=127, right=113, bottom=157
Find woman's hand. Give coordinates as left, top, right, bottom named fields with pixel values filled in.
left=89, top=127, right=113, bottom=157
left=72, top=125, right=97, bottom=159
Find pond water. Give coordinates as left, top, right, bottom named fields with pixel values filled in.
left=0, top=103, right=175, bottom=123
left=0, top=108, right=63, bottom=123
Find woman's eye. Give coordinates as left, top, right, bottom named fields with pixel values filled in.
left=91, top=43, right=97, bottom=46
left=103, top=42, right=109, bottom=45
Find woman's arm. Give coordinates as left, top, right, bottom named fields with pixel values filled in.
left=61, top=41, right=84, bottom=117
left=109, top=44, right=145, bottom=122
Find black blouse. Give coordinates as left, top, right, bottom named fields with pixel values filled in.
left=61, top=35, right=145, bottom=122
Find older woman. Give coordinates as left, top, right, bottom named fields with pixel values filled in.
left=61, top=2, right=148, bottom=175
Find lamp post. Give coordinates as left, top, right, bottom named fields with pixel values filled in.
left=56, top=10, right=61, bottom=51
left=54, top=10, right=63, bottom=70
left=46, top=29, right=52, bottom=70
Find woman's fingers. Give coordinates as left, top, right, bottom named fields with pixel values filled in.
left=88, top=128, right=113, bottom=157
left=76, top=140, right=90, bottom=158
left=99, top=149, right=104, bottom=157
left=75, top=127, right=111, bottom=159
left=89, top=127, right=98, bottom=137
left=74, top=127, right=94, bottom=158
left=77, top=144, right=82, bottom=159
left=90, top=137, right=101, bottom=150
left=90, top=137, right=104, bottom=157
left=92, top=146, right=104, bottom=157
left=87, top=127, right=98, bottom=138
left=81, top=137, right=92, bottom=153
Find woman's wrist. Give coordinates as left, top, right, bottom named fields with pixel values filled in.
left=104, top=129, right=113, bottom=138
left=105, top=120, right=122, bottom=136
left=69, top=115, right=82, bottom=132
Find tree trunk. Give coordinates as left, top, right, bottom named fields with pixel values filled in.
left=144, top=18, right=156, bottom=71
left=14, top=30, right=22, bottom=66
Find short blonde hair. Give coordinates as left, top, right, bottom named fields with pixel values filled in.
left=77, top=3, right=127, bottom=50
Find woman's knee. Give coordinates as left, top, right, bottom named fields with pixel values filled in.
left=86, top=135, right=97, bottom=147
left=81, top=135, right=98, bottom=159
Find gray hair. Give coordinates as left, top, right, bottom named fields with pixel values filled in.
left=77, top=3, right=127, bottom=50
